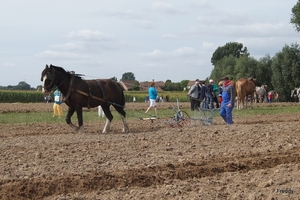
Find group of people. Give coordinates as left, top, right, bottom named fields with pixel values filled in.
left=187, top=79, right=220, bottom=111
left=187, top=76, right=235, bottom=125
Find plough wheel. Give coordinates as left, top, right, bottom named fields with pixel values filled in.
left=178, top=111, right=191, bottom=127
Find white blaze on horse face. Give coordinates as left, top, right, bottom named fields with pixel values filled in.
left=42, top=75, right=47, bottom=93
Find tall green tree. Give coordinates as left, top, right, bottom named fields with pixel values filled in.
left=163, top=80, right=176, bottom=91
left=210, top=55, right=238, bottom=82
left=256, top=54, right=273, bottom=88
left=16, top=81, right=32, bottom=90
left=180, top=80, right=189, bottom=90
left=271, top=43, right=300, bottom=101
left=234, top=55, right=259, bottom=80
left=121, top=72, right=135, bottom=80
left=211, top=42, right=249, bottom=65
left=131, top=81, right=140, bottom=91
left=291, top=0, right=300, bottom=32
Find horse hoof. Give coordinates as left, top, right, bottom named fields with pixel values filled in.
left=78, top=126, right=85, bottom=134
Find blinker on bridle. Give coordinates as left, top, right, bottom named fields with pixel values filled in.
left=43, top=69, right=70, bottom=92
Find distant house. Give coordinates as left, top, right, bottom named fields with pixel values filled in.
left=118, top=79, right=136, bottom=91
left=187, top=80, right=205, bottom=90
left=119, top=79, right=165, bottom=91
left=139, top=81, right=164, bottom=91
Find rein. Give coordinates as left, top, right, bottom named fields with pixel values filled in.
left=75, top=89, right=106, bottom=103
left=75, top=89, right=124, bottom=108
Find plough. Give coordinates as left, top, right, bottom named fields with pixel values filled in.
left=192, top=107, right=220, bottom=125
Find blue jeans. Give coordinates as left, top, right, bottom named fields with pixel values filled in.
left=220, top=103, right=234, bottom=124
left=206, top=93, right=214, bottom=109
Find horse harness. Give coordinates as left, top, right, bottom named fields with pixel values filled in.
left=63, top=72, right=107, bottom=108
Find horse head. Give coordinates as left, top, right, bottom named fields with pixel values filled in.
left=41, top=64, right=56, bottom=93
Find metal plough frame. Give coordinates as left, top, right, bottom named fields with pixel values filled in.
left=192, top=107, right=220, bottom=125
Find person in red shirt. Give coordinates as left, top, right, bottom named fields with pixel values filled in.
left=268, top=92, right=273, bottom=103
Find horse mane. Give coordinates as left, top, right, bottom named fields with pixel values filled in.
left=50, top=64, right=85, bottom=79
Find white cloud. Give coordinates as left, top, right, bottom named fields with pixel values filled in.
left=172, top=47, right=198, bottom=57
left=161, top=33, right=178, bottom=39
left=202, top=42, right=215, bottom=51
left=65, top=30, right=116, bottom=41
left=3, top=63, right=16, bottom=67
left=133, top=20, right=155, bottom=29
left=104, top=9, right=141, bottom=20
left=139, top=49, right=168, bottom=60
left=35, top=50, right=86, bottom=60
left=152, top=2, right=185, bottom=14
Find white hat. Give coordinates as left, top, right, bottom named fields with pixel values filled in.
left=209, top=79, right=213, bottom=83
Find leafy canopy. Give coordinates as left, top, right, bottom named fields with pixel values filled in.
left=211, top=42, right=249, bottom=65
left=291, top=0, right=300, bottom=32
left=121, top=72, right=135, bottom=80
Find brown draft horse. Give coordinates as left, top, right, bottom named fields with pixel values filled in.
left=41, top=64, right=129, bottom=134
left=235, top=77, right=256, bottom=109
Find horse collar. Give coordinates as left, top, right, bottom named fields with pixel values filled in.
left=62, top=72, right=75, bottom=103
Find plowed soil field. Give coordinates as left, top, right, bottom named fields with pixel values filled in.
left=1, top=102, right=300, bottom=199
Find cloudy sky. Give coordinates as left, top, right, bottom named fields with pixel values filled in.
left=0, top=0, right=299, bottom=87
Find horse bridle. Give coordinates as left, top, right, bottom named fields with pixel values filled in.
left=43, top=68, right=72, bottom=92
left=43, top=70, right=56, bottom=92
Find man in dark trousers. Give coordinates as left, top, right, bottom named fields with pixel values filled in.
left=200, top=81, right=207, bottom=109
left=195, top=79, right=201, bottom=108
left=205, top=79, right=214, bottom=109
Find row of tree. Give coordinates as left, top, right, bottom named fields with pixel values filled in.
left=0, top=81, right=36, bottom=90
left=209, top=42, right=300, bottom=102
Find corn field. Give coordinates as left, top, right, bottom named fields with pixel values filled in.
left=0, top=90, right=45, bottom=103
left=0, top=90, right=189, bottom=103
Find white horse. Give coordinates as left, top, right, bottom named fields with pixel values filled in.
left=291, top=87, right=300, bottom=102
left=255, top=85, right=267, bottom=103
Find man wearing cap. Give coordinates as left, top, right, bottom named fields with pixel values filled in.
left=187, top=80, right=200, bottom=111
left=220, top=76, right=235, bottom=124
left=205, top=79, right=214, bottom=109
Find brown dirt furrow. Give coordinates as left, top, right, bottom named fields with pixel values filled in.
left=1, top=147, right=299, bottom=199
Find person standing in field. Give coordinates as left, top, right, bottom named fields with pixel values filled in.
left=218, top=81, right=223, bottom=105
left=205, top=79, right=214, bottom=109
left=187, top=80, right=200, bottom=111
left=210, top=79, right=220, bottom=108
left=219, top=76, right=235, bottom=124
left=200, top=81, right=207, bottom=109
left=53, top=88, right=63, bottom=118
left=145, top=82, right=158, bottom=116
